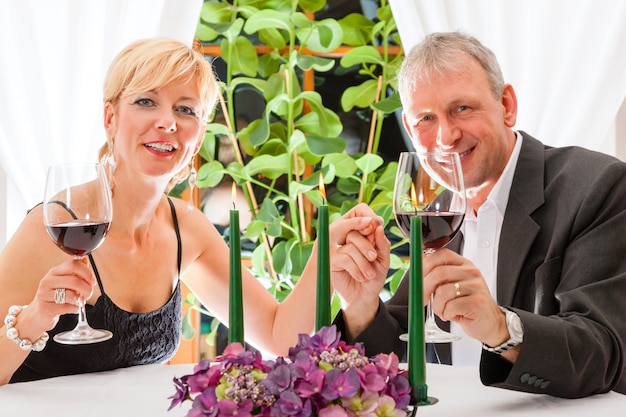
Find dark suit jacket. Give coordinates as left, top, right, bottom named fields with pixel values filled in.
left=335, top=132, right=626, bottom=398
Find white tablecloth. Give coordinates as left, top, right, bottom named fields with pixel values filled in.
left=0, top=363, right=624, bottom=416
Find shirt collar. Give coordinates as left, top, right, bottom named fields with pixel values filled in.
left=487, top=131, right=523, bottom=215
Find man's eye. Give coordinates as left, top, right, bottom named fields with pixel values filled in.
left=135, top=98, right=153, bottom=107
left=420, top=115, right=433, bottom=122
left=456, top=105, right=468, bottom=112
left=178, top=106, right=197, bottom=116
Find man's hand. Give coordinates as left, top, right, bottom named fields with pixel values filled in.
left=329, top=203, right=390, bottom=339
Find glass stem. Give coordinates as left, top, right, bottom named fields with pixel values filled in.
left=426, top=294, right=436, bottom=324
left=76, top=299, right=90, bottom=329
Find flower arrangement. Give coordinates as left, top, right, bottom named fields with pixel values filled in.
left=169, top=325, right=412, bottom=417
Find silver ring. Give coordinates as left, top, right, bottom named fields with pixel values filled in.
left=54, top=288, right=66, bottom=305
left=454, top=282, right=461, bottom=298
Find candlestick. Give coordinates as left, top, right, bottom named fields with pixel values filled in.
left=409, top=215, right=429, bottom=405
left=229, top=183, right=244, bottom=345
left=316, top=174, right=330, bottom=330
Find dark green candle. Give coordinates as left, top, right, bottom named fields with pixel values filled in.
left=316, top=176, right=330, bottom=330
left=229, top=184, right=244, bottom=345
left=409, top=215, right=427, bottom=400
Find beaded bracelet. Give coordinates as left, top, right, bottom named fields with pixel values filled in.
left=4, top=305, right=49, bottom=352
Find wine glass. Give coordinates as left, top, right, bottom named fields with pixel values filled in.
left=43, top=162, right=113, bottom=344
left=394, top=151, right=466, bottom=343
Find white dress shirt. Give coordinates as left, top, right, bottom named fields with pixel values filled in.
left=450, top=132, right=523, bottom=367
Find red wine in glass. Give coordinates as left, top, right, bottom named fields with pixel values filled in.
left=43, top=162, right=113, bottom=344
left=46, top=220, right=110, bottom=258
left=393, top=151, right=466, bottom=343
left=395, top=211, right=464, bottom=250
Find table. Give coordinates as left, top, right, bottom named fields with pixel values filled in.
left=0, top=363, right=624, bottom=416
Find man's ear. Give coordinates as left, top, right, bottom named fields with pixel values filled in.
left=501, top=84, right=518, bottom=128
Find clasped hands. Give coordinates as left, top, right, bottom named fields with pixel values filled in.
left=329, top=203, right=510, bottom=349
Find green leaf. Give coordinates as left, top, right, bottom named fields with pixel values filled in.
left=340, top=46, right=383, bottom=68
left=297, top=0, right=326, bottom=13
left=288, top=240, right=313, bottom=276
left=295, top=109, right=343, bottom=138
left=248, top=112, right=271, bottom=148
left=243, top=220, right=267, bottom=240
left=341, top=79, right=378, bottom=112
left=199, top=2, right=232, bottom=24
left=296, top=54, right=335, bottom=72
left=244, top=9, right=292, bottom=34
left=181, top=309, right=196, bottom=339
left=322, top=153, right=357, bottom=178
left=338, top=14, right=374, bottom=46
left=221, top=36, right=258, bottom=77
left=336, top=177, right=361, bottom=195
left=195, top=23, right=219, bottom=42
left=245, top=154, right=291, bottom=179
left=355, top=153, right=384, bottom=174
left=258, top=27, right=287, bottom=49
left=372, top=93, right=403, bottom=115
left=197, top=160, right=225, bottom=188
left=296, top=18, right=343, bottom=53
left=304, top=134, right=346, bottom=156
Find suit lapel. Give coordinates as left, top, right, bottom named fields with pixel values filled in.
left=497, top=132, right=545, bottom=305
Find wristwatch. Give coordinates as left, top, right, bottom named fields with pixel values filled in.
left=482, top=307, right=524, bottom=354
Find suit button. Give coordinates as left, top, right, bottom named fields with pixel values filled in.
left=540, top=380, right=551, bottom=389
left=520, top=373, right=530, bottom=383
left=528, top=375, right=537, bottom=385
left=534, top=378, right=544, bottom=387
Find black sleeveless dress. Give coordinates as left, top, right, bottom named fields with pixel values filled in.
left=10, top=198, right=183, bottom=383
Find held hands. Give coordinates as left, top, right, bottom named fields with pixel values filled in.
left=423, top=249, right=510, bottom=348
left=329, top=203, right=390, bottom=338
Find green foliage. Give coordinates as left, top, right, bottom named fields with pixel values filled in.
left=194, top=0, right=407, bottom=319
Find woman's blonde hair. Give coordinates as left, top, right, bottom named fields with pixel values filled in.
left=98, top=37, right=219, bottom=191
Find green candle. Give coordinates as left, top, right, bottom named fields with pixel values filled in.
left=409, top=215, right=427, bottom=403
left=316, top=175, right=330, bottom=330
left=229, top=184, right=244, bottom=345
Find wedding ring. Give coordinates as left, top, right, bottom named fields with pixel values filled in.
left=54, top=288, right=66, bottom=305
left=454, top=282, right=461, bottom=298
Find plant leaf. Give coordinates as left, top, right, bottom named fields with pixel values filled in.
left=341, top=79, right=378, bottom=112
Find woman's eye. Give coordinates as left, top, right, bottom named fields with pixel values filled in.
left=135, top=98, right=154, bottom=107
left=178, top=106, right=197, bottom=116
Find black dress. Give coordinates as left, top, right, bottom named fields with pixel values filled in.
left=11, top=198, right=183, bottom=383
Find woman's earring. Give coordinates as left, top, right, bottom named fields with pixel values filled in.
left=187, top=163, right=197, bottom=213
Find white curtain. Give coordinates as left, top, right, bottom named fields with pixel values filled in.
left=389, top=0, right=626, bottom=154
left=0, top=0, right=203, bottom=246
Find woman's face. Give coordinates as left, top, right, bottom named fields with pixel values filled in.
left=104, top=74, right=204, bottom=185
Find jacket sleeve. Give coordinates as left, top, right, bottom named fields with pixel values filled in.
left=334, top=270, right=410, bottom=359
left=480, top=153, right=626, bottom=398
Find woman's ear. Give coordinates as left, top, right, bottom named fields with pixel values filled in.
left=103, top=102, right=117, bottom=137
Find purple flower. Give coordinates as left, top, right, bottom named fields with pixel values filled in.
left=169, top=326, right=411, bottom=417
left=187, top=388, right=219, bottom=417
left=262, top=363, right=294, bottom=394
left=217, top=398, right=253, bottom=417
left=272, top=390, right=313, bottom=417
left=309, top=326, right=341, bottom=352
left=385, top=375, right=412, bottom=410
left=321, top=369, right=360, bottom=400
left=168, top=376, right=189, bottom=410
left=186, top=364, right=223, bottom=394
left=356, top=363, right=387, bottom=393
left=318, top=404, right=349, bottom=417
left=294, top=369, right=325, bottom=398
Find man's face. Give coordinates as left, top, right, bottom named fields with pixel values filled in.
left=401, top=54, right=517, bottom=198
